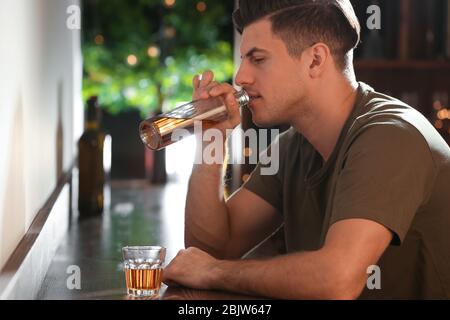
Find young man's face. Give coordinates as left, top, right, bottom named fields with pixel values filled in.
left=236, top=19, right=310, bottom=127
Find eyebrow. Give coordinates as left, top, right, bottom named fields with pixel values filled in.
left=241, top=47, right=269, bottom=59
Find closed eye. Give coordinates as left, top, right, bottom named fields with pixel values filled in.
left=251, top=57, right=266, bottom=65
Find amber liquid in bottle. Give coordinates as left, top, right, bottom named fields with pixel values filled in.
left=78, top=97, right=105, bottom=218
left=140, top=116, right=219, bottom=150
left=139, top=90, right=250, bottom=151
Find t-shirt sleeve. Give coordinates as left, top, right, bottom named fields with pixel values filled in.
left=243, top=162, right=283, bottom=212
left=330, top=121, right=436, bottom=245
left=242, top=136, right=285, bottom=213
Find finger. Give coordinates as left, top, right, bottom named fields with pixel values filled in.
left=162, top=279, right=181, bottom=287
left=224, top=91, right=239, bottom=112
left=207, top=84, right=240, bottom=118
left=208, top=83, right=236, bottom=98
left=199, top=70, right=214, bottom=87
left=209, top=85, right=239, bottom=112
left=161, top=268, right=178, bottom=287
left=193, top=80, right=217, bottom=100
left=224, top=93, right=241, bottom=123
left=192, top=74, right=200, bottom=90
left=199, top=81, right=220, bottom=100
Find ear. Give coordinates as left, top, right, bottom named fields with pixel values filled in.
left=307, top=43, right=330, bottom=78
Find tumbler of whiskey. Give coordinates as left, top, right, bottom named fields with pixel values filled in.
left=139, top=89, right=250, bottom=150
left=122, top=246, right=166, bottom=298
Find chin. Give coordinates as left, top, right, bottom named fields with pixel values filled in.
left=248, top=101, right=278, bottom=127
left=250, top=114, right=275, bottom=128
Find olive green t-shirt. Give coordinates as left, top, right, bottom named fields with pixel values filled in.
left=243, top=82, right=450, bottom=299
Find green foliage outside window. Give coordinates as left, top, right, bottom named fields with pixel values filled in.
left=82, top=0, right=235, bottom=117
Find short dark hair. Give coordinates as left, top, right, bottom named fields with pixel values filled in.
left=233, top=0, right=361, bottom=69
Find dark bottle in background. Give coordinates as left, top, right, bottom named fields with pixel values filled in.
left=78, top=96, right=105, bottom=218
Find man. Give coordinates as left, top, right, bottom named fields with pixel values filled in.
left=163, top=0, right=450, bottom=299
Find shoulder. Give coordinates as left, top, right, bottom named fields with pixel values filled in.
left=351, top=119, right=432, bottom=155
left=347, top=83, right=449, bottom=168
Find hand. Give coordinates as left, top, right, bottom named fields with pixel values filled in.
left=162, top=247, right=221, bottom=290
left=192, top=70, right=242, bottom=136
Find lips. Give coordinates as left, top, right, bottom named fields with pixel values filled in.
left=246, top=91, right=262, bottom=100
left=248, top=95, right=262, bottom=109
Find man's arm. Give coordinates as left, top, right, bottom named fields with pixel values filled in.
left=165, top=218, right=393, bottom=300
left=185, top=168, right=283, bottom=259
left=184, top=70, right=283, bottom=259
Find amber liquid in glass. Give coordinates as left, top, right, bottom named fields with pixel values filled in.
left=140, top=116, right=219, bottom=150
left=125, top=268, right=163, bottom=292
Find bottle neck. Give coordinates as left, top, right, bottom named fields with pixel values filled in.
left=235, top=89, right=251, bottom=108
left=86, top=121, right=99, bottom=130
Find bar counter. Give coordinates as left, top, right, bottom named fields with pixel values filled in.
left=37, top=180, right=264, bottom=300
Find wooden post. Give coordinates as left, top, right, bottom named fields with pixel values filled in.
left=447, top=0, right=450, bottom=58
left=399, top=0, right=411, bottom=60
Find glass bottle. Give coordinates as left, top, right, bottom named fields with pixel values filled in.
left=139, top=89, right=250, bottom=150
left=78, top=96, right=105, bottom=218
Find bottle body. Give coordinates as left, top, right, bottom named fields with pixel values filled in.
left=139, top=90, right=250, bottom=150
left=78, top=97, right=105, bottom=218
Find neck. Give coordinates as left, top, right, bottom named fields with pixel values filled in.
left=86, top=121, right=99, bottom=130
left=291, top=75, right=358, bottom=162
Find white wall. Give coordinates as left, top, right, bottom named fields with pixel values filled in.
left=0, top=0, right=83, bottom=269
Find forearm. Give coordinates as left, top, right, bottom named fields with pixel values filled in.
left=212, top=251, right=363, bottom=300
left=185, top=141, right=231, bottom=257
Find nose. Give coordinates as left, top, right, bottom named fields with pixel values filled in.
left=235, top=61, right=254, bottom=88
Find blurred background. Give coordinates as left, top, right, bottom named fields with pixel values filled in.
left=0, top=0, right=449, bottom=299
left=81, top=0, right=235, bottom=183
